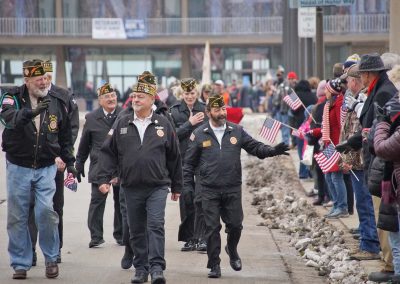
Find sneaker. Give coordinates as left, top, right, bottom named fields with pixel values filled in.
left=338, top=210, right=349, bottom=218
left=349, top=228, right=360, bottom=234
left=323, top=200, right=334, bottom=207
left=12, top=270, right=27, bottom=279
left=196, top=240, right=207, bottom=252
left=324, top=208, right=336, bottom=217
left=349, top=250, right=381, bottom=261
left=45, top=261, right=59, bottom=278
left=326, top=209, right=349, bottom=219
left=181, top=240, right=196, bottom=252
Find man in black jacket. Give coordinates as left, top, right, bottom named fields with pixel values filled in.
left=75, top=83, right=122, bottom=248
left=98, top=71, right=182, bottom=284
left=183, top=95, right=289, bottom=278
left=1, top=60, right=77, bottom=280
left=28, top=60, right=79, bottom=264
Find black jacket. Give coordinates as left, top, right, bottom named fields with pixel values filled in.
left=49, top=84, right=79, bottom=144
left=183, top=121, right=277, bottom=192
left=1, top=85, right=75, bottom=168
left=170, top=99, right=206, bottom=159
left=292, top=80, right=317, bottom=128
left=98, top=112, right=183, bottom=193
left=75, top=106, right=122, bottom=184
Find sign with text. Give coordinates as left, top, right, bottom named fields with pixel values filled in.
left=92, top=18, right=127, bottom=39
left=125, top=19, right=146, bottom=38
left=298, top=7, right=316, bottom=38
left=299, top=0, right=355, bottom=7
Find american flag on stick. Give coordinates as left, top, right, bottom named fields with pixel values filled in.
left=283, top=92, right=302, bottom=110
left=259, top=117, right=281, bottom=143
left=64, top=173, right=78, bottom=192
left=314, top=143, right=340, bottom=173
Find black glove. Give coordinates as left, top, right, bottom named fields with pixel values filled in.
left=374, top=102, right=390, bottom=123
left=31, top=98, right=51, bottom=117
left=67, top=165, right=80, bottom=183
left=335, top=141, right=351, bottom=153
left=271, top=142, right=290, bottom=156
left=75, top=163, right=85, bottom=182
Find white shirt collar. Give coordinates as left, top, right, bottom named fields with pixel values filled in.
left=134, top=110, right=153, bottom=121
left=103, top=108, right=116, bottom=116
left=209, top=122, right=226, bottom=131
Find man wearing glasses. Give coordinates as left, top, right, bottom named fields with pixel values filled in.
left=75, top=83, right=123, bottom=248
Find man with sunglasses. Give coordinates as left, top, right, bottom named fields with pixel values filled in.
left=75, top=82, right=123, bottom=248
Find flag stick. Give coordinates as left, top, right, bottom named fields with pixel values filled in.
left=328, top=138, right=359, bottom=182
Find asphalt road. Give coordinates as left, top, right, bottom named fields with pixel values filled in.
left=0, top=114, right=325, bottom=284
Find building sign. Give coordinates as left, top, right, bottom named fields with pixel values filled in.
left=125, top=19, right=146, bottom=38
left=299, top=0, right=355, bottom=7
left=92, top=18, right=127, bottom=39
left=298, top=7, right=316, bottom=38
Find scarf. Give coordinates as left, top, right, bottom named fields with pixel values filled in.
left=322, top=100, right=330, bottom=143
left=367, top=76, right=379, bottom=97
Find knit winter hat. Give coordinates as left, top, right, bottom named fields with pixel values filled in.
left=343, top=54, right=360, bottom=70
left=326, top=78, right=342, bottom=95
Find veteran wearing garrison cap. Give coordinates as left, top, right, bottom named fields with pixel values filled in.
left=28, top=59, right=80, bottom=266
left=75, top=82, right=122, bottom=249
left=183, top=95, right=289, bottom=279
left=170, top=78, right=207, bottom=252
left=98, top=71, right=182, bottom=284
left=1, top=60, right=77, bottom=280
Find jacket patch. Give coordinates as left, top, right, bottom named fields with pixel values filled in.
left=202, top=140, right=212, bottom=147
left=157, top=129, right=165, bottom=137
left=230, top=137, right=237, bottom=145
left=48, top=115, right=58, bottom=132
left=120, top=127, right=128, bottom=135
left=190, top=133, right=195, bottom=141
left=155, top=126, right=164, bottom=130
left=2, top=97, right=14, bottom=105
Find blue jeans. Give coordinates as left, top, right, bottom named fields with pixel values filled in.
left=7, top=161, right=59, bottom=270
left=325, top=171, right=348, bottom=212
left=297, top=137, right=310, bottom=178
left=389, top=212, right=400, bottom=275
left=276, top=112, right=290, bottom=145
left=350, top=170, right=380, bottom=253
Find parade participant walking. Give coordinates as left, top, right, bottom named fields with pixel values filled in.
left=75, top=83, right=122, bottom=248
left=1, top=59, right=77, bottom=279
left=170, top=78, right=206, bottom=251
left=98, top=71, right=182, bottom=284
left=183, top=95, right=289, bottom=278
left=28, top=60, right=79, bottom=265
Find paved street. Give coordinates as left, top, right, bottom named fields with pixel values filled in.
left=0, top=114, right=324, bottom=283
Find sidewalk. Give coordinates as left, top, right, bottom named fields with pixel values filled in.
left=289, top=148, right=383, bottom=278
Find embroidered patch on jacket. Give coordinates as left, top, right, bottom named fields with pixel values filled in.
left=48, top=115, right=58, bottom=132
left=157, top=129, right=165, bottom=137
left=202, top=140, right=211, bottom=147
left=2, top=97, right=14, bottom=105
left=230, top=137, right=237, bottom=145
left=189, top=133, right=195, bottom=141
left=120, top=127, right=127, bottom=135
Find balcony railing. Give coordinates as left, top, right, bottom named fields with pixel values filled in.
left=0, top=14, right=389, bottom=38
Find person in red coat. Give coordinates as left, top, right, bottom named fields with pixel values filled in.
left=310, top=78, right=348, bottom=219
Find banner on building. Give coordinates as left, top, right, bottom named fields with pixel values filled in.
left=125, top=19, right=146, bottom=38
left=92, top=18, right=127, bottom=39
left=298, top=7, right=316, bottom=38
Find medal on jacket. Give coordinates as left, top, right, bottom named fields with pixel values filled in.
left=157, top=129, right=164, bottom=137
left=48, top=115, right=58, bottom=132
left=230, top=137, right=237, bottom=145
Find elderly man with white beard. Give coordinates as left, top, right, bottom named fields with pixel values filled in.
left=0, top=60, right=77, bottom=280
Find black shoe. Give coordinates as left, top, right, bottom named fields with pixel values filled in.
left=196, top=240, right=207, bottom=252
left=131, top=271, right=148, bottom=283
left=368, top=270, right=395, bottom=282
left=391, top=275, right=400, bottom=284
left=121, top=248, right=134, bottom=269
left=352, top=233, right=360, bottom=240
left=116, top=239, right=124, bottom=246
left=56, top=250, right=62, bottom=263
left=89, top=239, right=105, bottom=248
left=225, top=245, right=242, bottom=271
left=151, top=271, right=166, bottom=284
left=312, top=198, right=324, bottom=206
left=181, top=240, right=196, bottom=251
left=32, top=250, right=37, bottom=266
left=208, top=264, right=221, bottom=278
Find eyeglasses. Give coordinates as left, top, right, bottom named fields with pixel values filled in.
left=101, top=93, right=117, bottom=99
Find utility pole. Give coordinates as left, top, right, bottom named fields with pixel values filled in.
left=315, top=6, right=324, bottom=79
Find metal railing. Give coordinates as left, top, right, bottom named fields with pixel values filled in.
left=0, top=14, right=389, bottom=38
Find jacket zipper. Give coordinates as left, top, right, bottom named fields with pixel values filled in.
left=33, top=109, right=47, bottom=168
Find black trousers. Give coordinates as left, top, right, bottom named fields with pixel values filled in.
left=119, top=186, right=134, bottom=254
left=202, top=190, right=243, bottom=268
left=314, top=160, right=329, bottom=201
left=124, top=187, right=168, bottom=274
left=178, top=188, right=195, bottom=242
left=344, top=173, right=354, bottom=214
left=29, top=170, right=64, bottom=250
left=194, top=185, right=206, bottom=242
left=87, top=183, right=122, bottom=242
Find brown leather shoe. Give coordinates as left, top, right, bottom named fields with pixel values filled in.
left=12, top=269, right=27, bottom=279
left=45, top=262, right=59, bottom=278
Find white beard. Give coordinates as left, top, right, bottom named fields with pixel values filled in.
left=31, top=86, right=48, bottom=98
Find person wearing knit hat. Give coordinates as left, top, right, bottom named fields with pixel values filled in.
left=27, top=58, right=80, bottom=266
left=98, top=70, right=182, bottom=284
left=75, top=81, right=122, bottom=252
left=183, top=93, right=289, bottom=278
left=343, top=54, right=361, bottom=71
left=326, top=78, right=343, bottom=96
left=170, top=77, right=207, bottom=252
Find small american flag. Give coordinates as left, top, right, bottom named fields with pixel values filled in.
left=283, top=92, right=302, bottom=111
left=314, top=143, right=340, bottom=173
left=64, top=173, right=77, bottom=192
left=259, top=117, right=281, bottom=143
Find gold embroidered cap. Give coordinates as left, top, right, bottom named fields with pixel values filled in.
left=133, top=71, right=157, bottom=96
left=180, top=78, right=197, bottom=92
left=207, top=95, right=225, bottom=109
left=43, top=60, right=53, bottom=73
left=97, top=83, right=114, bottom=97
left=23, top=59, right=46, bottom=78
